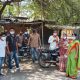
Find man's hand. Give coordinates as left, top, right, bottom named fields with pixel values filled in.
left=53, top=40, right=56, bottom=42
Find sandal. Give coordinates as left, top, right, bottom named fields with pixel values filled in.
left=70, top=76, right=77, bottom=79
left=65, top=74, right=69, bottom=77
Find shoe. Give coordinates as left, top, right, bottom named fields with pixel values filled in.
left=35, top=61, right=38, bottom=64
left=70, top=76, right=77, bottom=79
left=15, top=68, right=20, bottom=72
left=0, top=73, right=5, bottom=76
left=65, top=74, right=69, bottom=77
left=10, top=69, right=15, bottom=73
left=32, top=60, right=35, bottom=63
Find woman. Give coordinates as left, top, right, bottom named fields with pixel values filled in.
left=78, top=41, right=80, bottom=70
left=66, top=37, right=79, bottom=79
left=59, top=33, right=68, bottom=72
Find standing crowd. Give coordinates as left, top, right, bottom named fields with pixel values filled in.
left=48, top=31, right=80, bottom=79
left=0, top=27, right=80, bottom=79
left=0, top=28, right=41, bottom=75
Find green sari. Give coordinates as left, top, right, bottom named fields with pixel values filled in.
left=78, top=40, right=80, bottom=69
left=66, top=40, right=79, bottom=78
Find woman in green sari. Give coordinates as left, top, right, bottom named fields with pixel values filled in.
left=66, top=38, right=79, bottom=79
left=78, top=41, right=80, bottom=70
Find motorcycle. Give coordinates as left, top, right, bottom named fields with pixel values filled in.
left=38, top=48, right=59, bottom=68
left=18, top=45, right=31, bottom=61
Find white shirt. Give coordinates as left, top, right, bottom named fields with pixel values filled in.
left=0, top=39, right=6, bottom=57
left=48, top=35, right=59, bottom=50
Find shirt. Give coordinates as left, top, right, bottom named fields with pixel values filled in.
left=17, top=35, right=23, bottom=47
left=6, top=34, right=17, bottom=51
left=28, top=33, right=41, bottom=48
left=0, top=39, right=6, bottom=57
left=48, top=35, right=59, bottom=50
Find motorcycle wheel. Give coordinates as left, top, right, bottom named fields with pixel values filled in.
left=38, top=54, right=51, bottom=68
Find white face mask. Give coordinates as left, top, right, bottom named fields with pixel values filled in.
left=10, top=31, right=15, bottom=35
left=63, top=37, right=66, bottom=39
left=72, top=37, right=76, bottom=40
left=1, top=36, right=6, bottom=40
left=24, top=32, right=28, bottom=34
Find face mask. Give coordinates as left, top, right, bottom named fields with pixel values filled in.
left=54, top=33, right=57, bottom=36
left=63, top=37, right=66, bottom=39
left=10, top=31, right=15, bottom=35
left=25, top=32, right=28, bottom=34
left=1, top=36, right=6, bottom=40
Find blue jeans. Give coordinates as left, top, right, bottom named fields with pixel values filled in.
left=8, top=50, right=19, bottom=69
left=30, top=48, right=39, bottom=62
left=0, top=57, right=4, bottom=73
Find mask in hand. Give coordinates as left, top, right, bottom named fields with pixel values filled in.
left=63, top=37, right=66, bottom=39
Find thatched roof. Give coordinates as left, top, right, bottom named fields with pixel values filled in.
left=0, top=19, right=79, bottom=30
left=0, top=19, right=56, bottom=25
left=32, top=20, right=56, bottom=25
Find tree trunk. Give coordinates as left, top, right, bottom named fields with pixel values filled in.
left=0, top=1, right=11, bottom=19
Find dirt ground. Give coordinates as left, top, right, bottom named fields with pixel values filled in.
left=0, top=61, right=80, bottom=80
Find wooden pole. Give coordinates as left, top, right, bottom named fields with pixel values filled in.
left=41, top=22, right=44, bottom=47
left=41, top=0, right=44, bottom=47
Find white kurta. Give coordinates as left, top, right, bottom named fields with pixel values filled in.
left=0, top=39, right=6, bottom=57
left=48, top=35, right=58, bottom=50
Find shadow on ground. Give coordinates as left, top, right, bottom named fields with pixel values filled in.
left=0, top=61, right=80, bottom=80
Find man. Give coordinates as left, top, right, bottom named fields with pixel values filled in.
left=17, top=31, right=24, bottom=47
left=28, top=29, right=41, bottom=63
left=23, top=30, right=30, bottom=46
left=17, top=31, right=24, bottom=56
left=0, top=32, right=6, bottom=75
left=48, top=31, right=59, bottom=50
left=6, top=28, right=19, bottom=73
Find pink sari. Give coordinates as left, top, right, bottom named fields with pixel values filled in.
left=59, top=38, right=68, bottom=71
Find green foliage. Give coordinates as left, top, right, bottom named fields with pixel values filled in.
left=3, top=3, right=20, bottom=17
left=1, top=0, right=80, bottom=25
left=28, top=0, right=80, bottom=25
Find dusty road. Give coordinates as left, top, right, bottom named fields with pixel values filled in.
left=0, top=62, right=80, bottom=80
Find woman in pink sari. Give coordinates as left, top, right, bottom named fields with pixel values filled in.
left=59, top=33, right=68, bottom=72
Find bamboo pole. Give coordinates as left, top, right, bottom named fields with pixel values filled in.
left=41, top=0, right=44, bottom=47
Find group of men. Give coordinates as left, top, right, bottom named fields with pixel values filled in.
left=0, top=28, right=41, bottom=75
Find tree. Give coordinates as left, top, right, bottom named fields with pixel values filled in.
left=26, top=0, right=80, bottom=25
left=1, top=0, right=80, bottom=25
